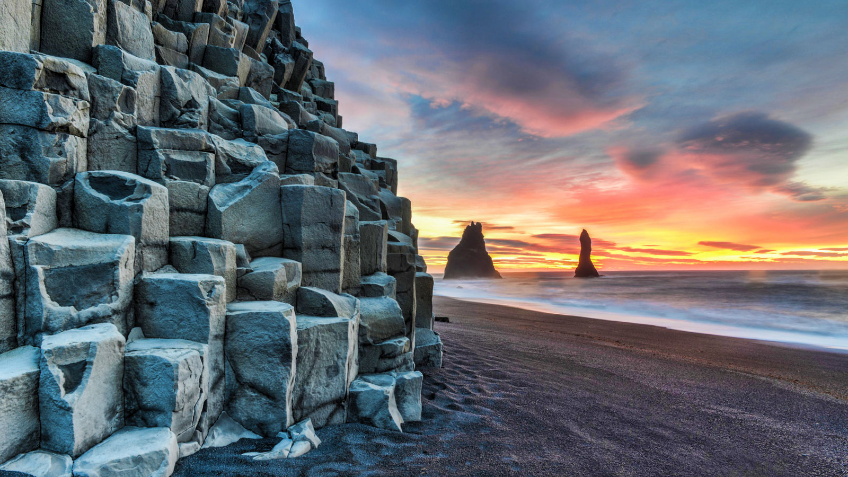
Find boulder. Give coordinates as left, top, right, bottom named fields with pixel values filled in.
left=413, top=328, right=443, bottom=369
left=72, top=426, right=179, bottom=477
left=156, top=17, right=209, bottom=65
left=359, top=221, right=388, bottom=276
left=338, top=172, right=381, bottom=221
left=281, top=185, right=346, bottom=292
left=137, top=126, right=214, bottom=152
left=207, top=97, right=242, bottom=140
left=292, top=315, right=357, bottom=428
left=237, top=257, right=301, bottom=303
left=159, top=66, right=214, bottom=130
left=74, top=171, right=169, bottom=273
left=391, top=370, right=422, bottom=422
left=40, top=0, right=107, bottom=62
left=245, top=57, right=275, bottom=99
left=202, top=46, right=249, bottom=85
left=194, top=13, right=234, bottom=49
left=161, top=0, right=202, bottom=21
left=240, top=103, right=290, bottom=143
left=387, top=250, right=416, bottom=340
left=0, top=346, right=40, bottom=463
left=0, top=125, right=87, bottom=188
left=134, top=273, right=227, bottom=428
left=0, top=193, right=13, bottom=353
left=225, top=301, right=297, bottom=436
left=274, top=0, right=295, bottom=48
left=359, top=272, right=396, bottom=299
left=288, top=418, right=320, bottom=449
left=16, top=229, right=135, bottom=344
left=106, top=0, right=156, bottom=61
left=0, top=450, right=73, bottom=477
left=358, top=296, right=405, bottom=345
left=152, top=23, right=189, bottom=53
left=346, top=375, right=402, bottom=432
left=279, top=174, right=314, bottom=186
left=285, top=129, right=338, bottom=175
left=0, top=180, right=57, bottom=238
left=207, top=161, right=283, bottom=257
left=283, top=41, right=312, bottom=93
left=124, top=339, right=208, bottom=450
left=169, top=236, right=237, bottom=302
left=39, top=323, right=125, bottom=457
left=414, top=272, right=434, bottom=330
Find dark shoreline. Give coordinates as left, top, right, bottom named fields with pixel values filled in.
left=116, top=296, right=848, bottom=476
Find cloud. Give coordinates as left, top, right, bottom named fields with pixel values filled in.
left=780, top=250, right=848, bottom=258
left=677, top=111, right=813, bottom=188
left=772, top=181, right=836, bottom=202
left=417, top=236, right=459, bottom=251
left=822, top=247, right=848, bottom=252
left=698, top=241, right=762, bottom=252
left=754, top=249, right=776, bottom=254
left=614, top=247, right=693, bottom=256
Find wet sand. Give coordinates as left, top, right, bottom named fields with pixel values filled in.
left=168, top=296, right=848, bottom=476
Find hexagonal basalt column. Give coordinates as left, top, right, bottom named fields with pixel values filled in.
left=74, top=171, right=169, bottom=273
left=39, top=323, right=126, bottom=458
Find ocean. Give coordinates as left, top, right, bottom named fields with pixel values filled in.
left=433, top=270, right=848, bottom=351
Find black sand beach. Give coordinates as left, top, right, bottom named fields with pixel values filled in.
left=170, top=296, right=848, bottom=476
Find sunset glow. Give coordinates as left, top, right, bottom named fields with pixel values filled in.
left=293, top=0, right=848, bottom=272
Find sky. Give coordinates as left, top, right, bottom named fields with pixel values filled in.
left=292, top=0, right=848, bottom=273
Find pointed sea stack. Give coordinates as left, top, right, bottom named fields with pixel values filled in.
left=443, top=222, right=502, bottom=279
left=574, top=229, right=601, bottom=278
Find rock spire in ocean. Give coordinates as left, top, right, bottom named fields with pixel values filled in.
left=574, top=229, right=601, bottom=278
left=443, top=222, right=502, bottom=279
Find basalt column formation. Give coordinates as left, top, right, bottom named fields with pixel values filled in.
left=0, top=0, right=443, bottom=474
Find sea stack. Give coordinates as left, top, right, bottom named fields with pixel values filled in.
left=574, top=229, right=601, bottom=278
left=443, top=222, right=502, bottom=279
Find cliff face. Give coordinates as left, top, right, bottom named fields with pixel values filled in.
left=443, top=222, right=502, bottom=279
left=0, top=0, right=443, bottom=470
left=574, top=229, right=600, bottom=278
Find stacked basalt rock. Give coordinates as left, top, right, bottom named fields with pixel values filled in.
left=0, top=0, right=443, bottom=474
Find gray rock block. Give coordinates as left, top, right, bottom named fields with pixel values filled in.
left=87, top=117, right=138, bottom=173
left=156, top=17, right=209, bottom=65
left=279, top=174, right=314, bottom=186
left=359, top=221, right=388, bottom=276
left=202, top=46, right=249, bottom=84
left=358, top=336, right=409, bottom=375
left=92, top=45, right=161, bottom=126
left=124, top=339, right=208, bottom=446
left=106, top=0, right=156, bottom=61
left=287, top=418, right=321, bottom=449
left=285, top=129, right=338, bottom=175
left=208, top=136, right=268, bottom=184
left=0, top=346, right=40, bottom=463
left=274, top=0, right=295, bottom=48
left=0, top=193, right=13, bottom=353
left=162, top=0, right=201, bottom=21
left=74, top=171, right=169, bottom=273
left=165, top=181, right=211, bottom=237
left=137, top=126, right=214, bottom=152
left=152, top=23, right=189, bottom=53
left=292, top=315, right=357, bottom=428
left=346, top=375, right=402, bottom=432
left=415, top=272, right=434, bottom=330
left=16, top=229, right=135, bottom=344
left=283, top=41, right=312, bottom=92
left=388, top=251, right=417, bottom=339
left=0, top=87, right=90, bottom=138
left=155, top=46, right=190, bottom=69
left=138, top=149, right=215, bottom=187
left=200, top=411, right=261, bottom=449
left=343, top=201, right=361, bottom=294
left=0, top=0, right=31, bottom=53
left=242, top=0, right=278, bottom=52
left=225, top=301, right=297, bottom=436
left=0, top=180, right=57, bottom=238
left=237, top=257, right=301, bottom=303
left=338, top=172, right=381, bottom=221
left=281, top=185, right=346, bottom=292
left=413, top=327, right=443, bottom=368
left=207, top=97, right=242, bottom=140
left=245, top=57, right=275, bottom=99
left=359, top=272, right=396, bottom=299
left=240, top=103, right=290, bottom=143
left=169, top=236, right=237, bottom=302
left=207, top=162, right=282, bottom=257
left=0, top=449, right=73, bottom=477
left=160, top=66, right=214, bottom=130
left=295, top=287, right=358, bottom=319
left=391, top=370, right=422, bottom=423
left=358, top=296, right=405, bottom=345
left=0, top=125, right=87, bottom=187
left=0, top=52, right=90, bottom=101
left=256, top=133, right=289, bottom=170
left=72, top=426, right=179, bottom=477
left=40, top=0, right=107, bottom=63
left=134, top=273, right=227, bottom=427
left=39, top=323, right=125, bottom=458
